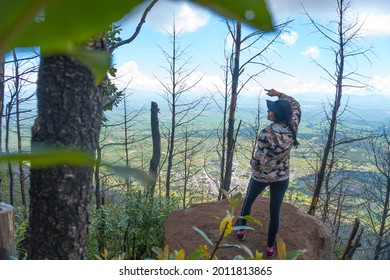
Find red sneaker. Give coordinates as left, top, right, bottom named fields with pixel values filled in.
left=235, top=230, right=245, bottom=241
left=266, top=244, right=277, bottom=257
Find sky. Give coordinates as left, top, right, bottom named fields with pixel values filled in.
left=111, top=0, right=390, bottom=98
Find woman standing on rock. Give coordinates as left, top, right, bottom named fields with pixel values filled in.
left=235, top=88, right=301, bottom=257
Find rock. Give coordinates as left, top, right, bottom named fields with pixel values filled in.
left=164, top=198, right=333, bottom=259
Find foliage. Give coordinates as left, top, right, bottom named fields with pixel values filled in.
left=101, top=24, right=124, bottom=115
left=0, top=146, right=154, bottom=185
left=14, top=210, right=29, bottom=259
left=88, top=191, right=177, bottom=260
left=0, top=147, right=95, bottom=167
left=0, top=0, right=273, bottom=82
left=194, top=0, right=272, bottom=30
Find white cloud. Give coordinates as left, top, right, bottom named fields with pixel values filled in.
left=359, top=12, right=390, bottom=36
left=192, top=72, right=224, bottom=93
left=281, top=76, right=333, bottom=94
left=265, top=0, right=336, bottom=19
left=301, top=46, right=320, bottom=59
left=281, top=31, right=298, bottom=46
left=370, top=74, right=390, bottom=96
left=271, top=74, right=390, bottom=97
left=112, top=61, right=225, bottom=94
left=265, top=0, right=390, bottom=20
left=112, top=61, right=161, bottom=92
left=175, top=3, right=210, bottom=33
left=145, top=1, right=210, bottom=33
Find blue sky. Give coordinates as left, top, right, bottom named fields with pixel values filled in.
left=111, top=0, right=390, bottom=97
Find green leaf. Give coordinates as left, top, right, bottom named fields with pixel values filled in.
left=242, top=215, right=262, bottom=226
left=220, top=189, right=230, bottom=201
left=237, top=244, right=254, bottom=259
left=108, top=165, right=155, bottom=186
left=220, top=244, right=254, bottom=258
left=186, top=250, right=207, bottom=260
left=1, top=0, right=273, bottom=84
left=0, top=0, right=143, bottom=82
left=151, top=246, right=165, bottom=259
left=0, top=147, right=95, bottom=168
left=193, top=0, right=273, bottom=31
left=285, top=249, right=308, bottom=260
left=220, top=244, right=241, bottom=249
left=67, top=45, right=111, bottom=84
left=232, top=225, right=253, bottom=231
left=0, top=147, right=153, bottom=185
left=193, top=226, right=214, bottom=246
left=3, top=0, right=144, bottom=52
left=0, top=0, right=48, bottom=55
left=232, top=192, right=242, bottom=203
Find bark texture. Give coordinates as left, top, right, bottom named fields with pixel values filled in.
left=28, top=55, right=102, bottom=259
left=147, top=101, right=161, bottom=197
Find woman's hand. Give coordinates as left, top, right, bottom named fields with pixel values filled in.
left=265, top=88, right=280, bottom=97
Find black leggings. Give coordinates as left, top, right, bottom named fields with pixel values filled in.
left=236, top=178, right=289, bottom=247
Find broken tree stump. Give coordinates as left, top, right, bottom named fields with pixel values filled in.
left=341, top=218, right=363, bottom=260
left=0, top=202, right=16, bottom=259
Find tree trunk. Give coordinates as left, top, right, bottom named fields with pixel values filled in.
left=165, top=87, right=175, bottom=199
left=147, top=101, right=160, bottom=198
left=0, top=55, right=4, bottom=154
left=0, top=202, right=16, bottom=259
left=12, top=50, right=28, bottom=215
left=5, top=100, right=14, bottom=205
left=217, top=59, right=229, bottom=201
left=95, top=143, right=102, bottom=210
left=374, top=177, right=390, bottom=260
left=28, top=54, right=102, bottom=259
left=123, top=97, right=131, bottom=191
left=341, top=218, right=363, bottom=260
left=308, top=4, right=344, bottom=216
left=223, top=21, right=241, bottom=197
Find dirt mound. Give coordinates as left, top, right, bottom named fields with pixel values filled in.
left=164, top=198, right=333, bottom=259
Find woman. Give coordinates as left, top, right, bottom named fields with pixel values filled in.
left=235, top=88, right=301, bottom=257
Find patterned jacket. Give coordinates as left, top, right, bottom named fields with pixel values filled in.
left=251, top=93, right=301, bottom=182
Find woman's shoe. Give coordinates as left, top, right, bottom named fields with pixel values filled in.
left=235, top=230, right=245, bottom=241
left=266, top=244, right=277, bottom=257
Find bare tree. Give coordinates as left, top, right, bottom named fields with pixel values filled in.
left=175, top=123, right=208, bottom=208
left=0, top=55, right=4, bottom=155
left=108, top=0, right=159, bottom=53
left=156, top=20, right=207, bottom=200
left=121, top=94, right=147, bottom=191
left=341, top=218, right=364, bottom=259
left=2, top=49, right=37, bottom=206
left=218, top=19, right=291, bottom=198
left=4, top=80, right=15, bottom=206
left=362, top=129, right=390, bottom=259
left=0, top=56, right=3, bottom=200
left=305, top=0, right=373, bottom=216
left=147, top=101, right=161, bottom=198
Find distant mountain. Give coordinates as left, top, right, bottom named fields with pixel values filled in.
left=110, top=90, right=390, bottom=126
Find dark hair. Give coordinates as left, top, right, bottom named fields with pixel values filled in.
left=274, top=113, right=299, bottom=148
left=288, top=121, right=300, bottom=148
